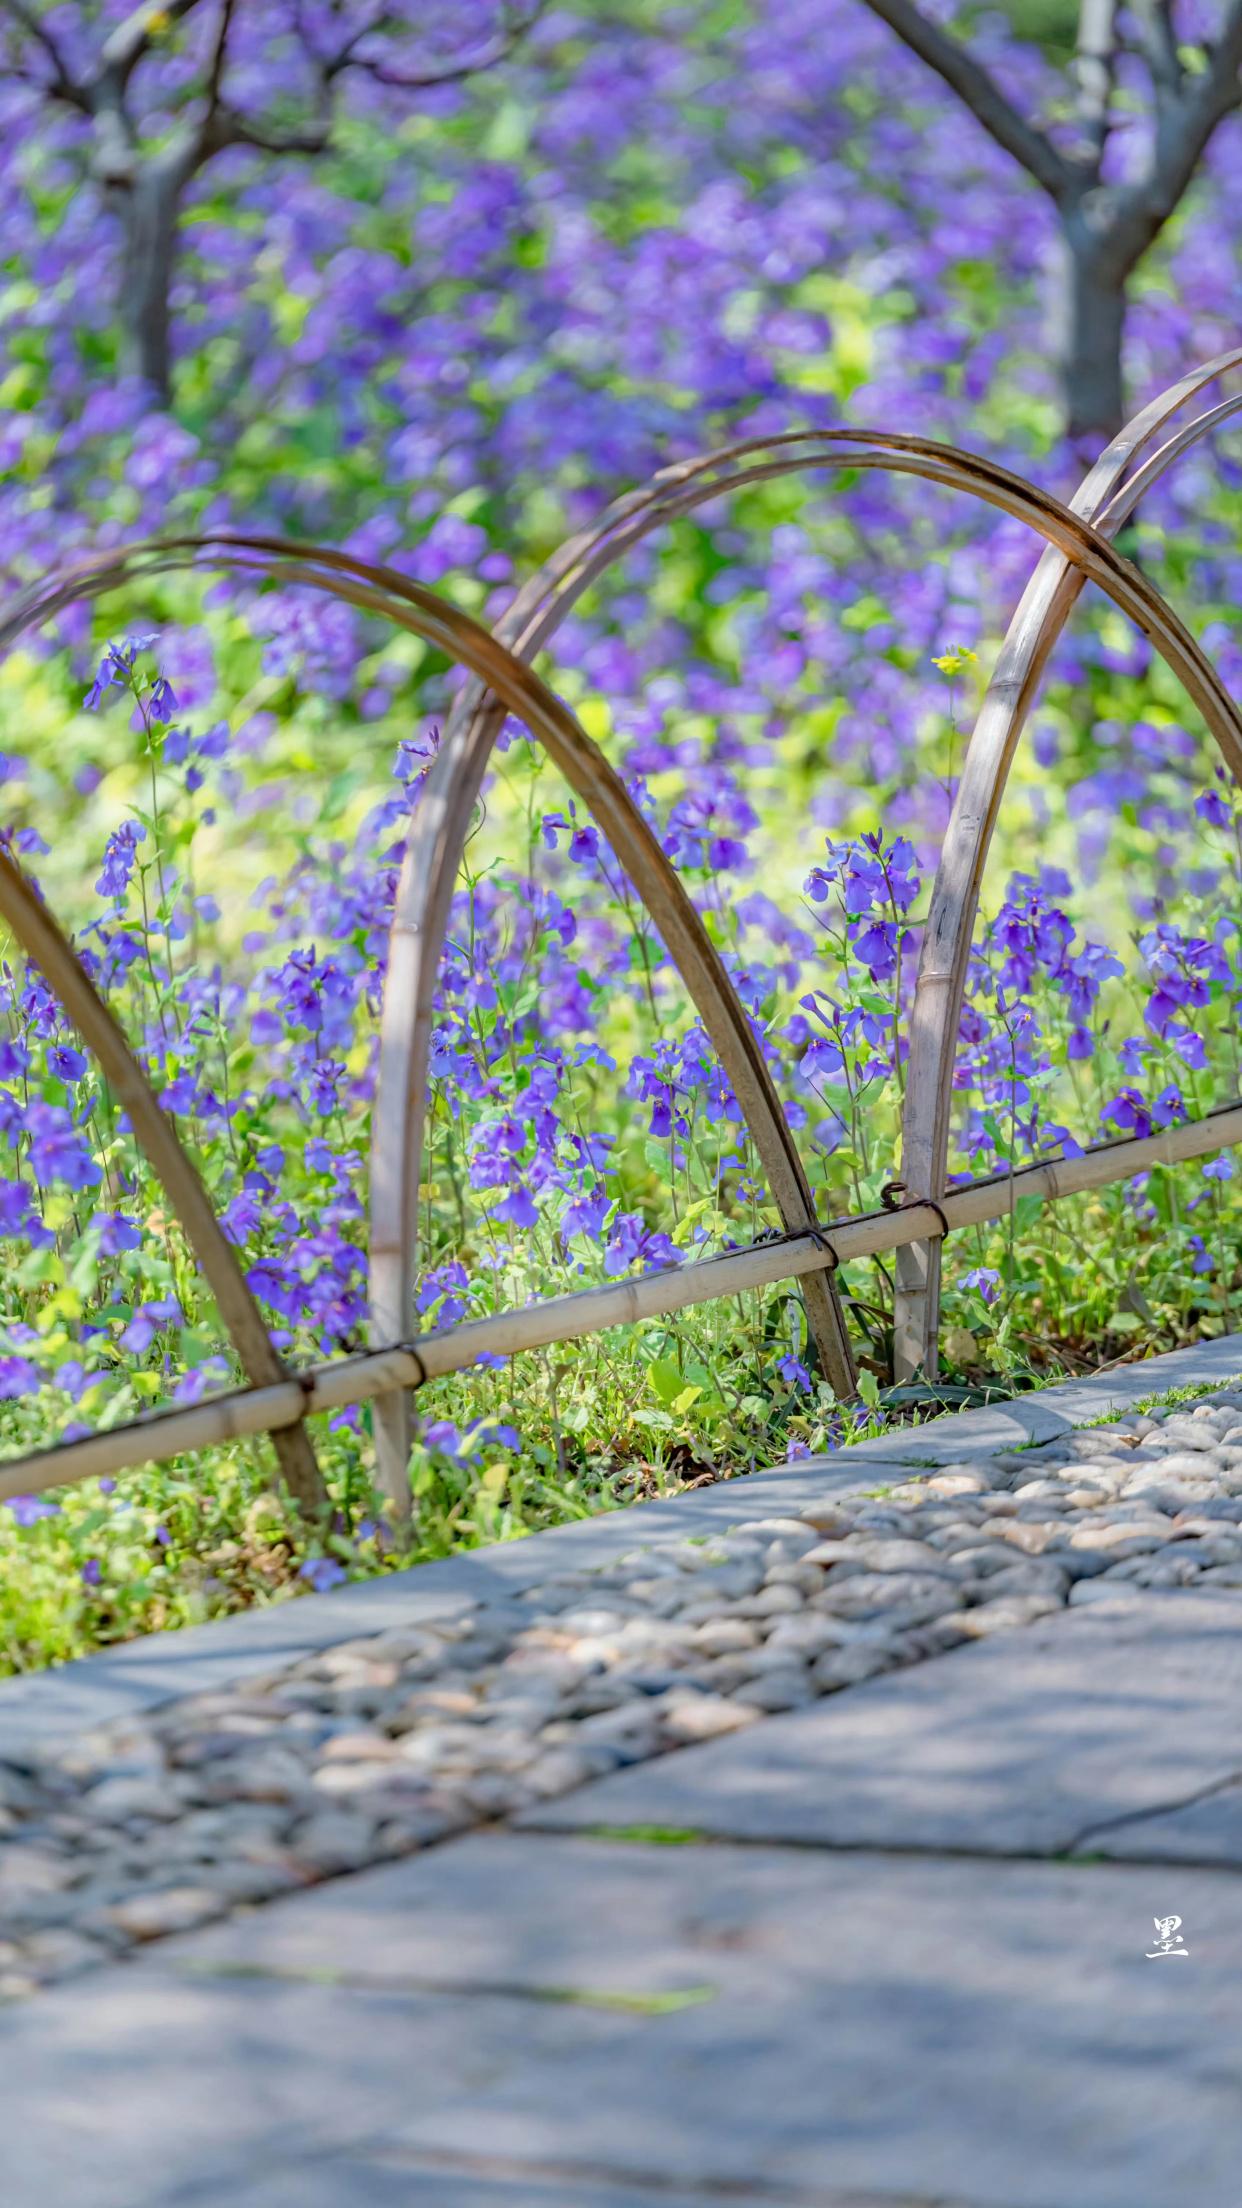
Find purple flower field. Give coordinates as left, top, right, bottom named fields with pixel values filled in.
left=1, top=1, right=1241, bottom=1670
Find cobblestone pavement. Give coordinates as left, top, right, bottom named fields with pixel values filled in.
left=5, top=1380, right=1242, bottom=1996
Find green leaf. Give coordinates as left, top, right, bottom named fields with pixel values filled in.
left=647, top=1357, right=685, bottom=1407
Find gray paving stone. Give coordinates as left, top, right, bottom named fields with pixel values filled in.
left=1080, top=1777, right=1242, bottom=1867
left=520, top=1590, right=1242, bottom=1855
left=222, top=2156, right=777, bottom=2207
left=2, top=1964, right=708, bottom=2208
left=29, top=1832, right=1241, bottom=2208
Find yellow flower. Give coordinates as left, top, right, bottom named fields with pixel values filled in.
left=931, top=645, right=979, bottom=676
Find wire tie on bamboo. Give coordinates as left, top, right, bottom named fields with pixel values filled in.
left=880, top=1180, right=951, bottom=1239
left=753, top=1220, right=841, bottom=1269
left=399, top=1342, right=430, bottom=1389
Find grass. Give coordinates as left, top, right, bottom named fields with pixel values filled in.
left=181, top=1957, right=717, bottom=2013
left=577, top=1824, right=711, bottom=1847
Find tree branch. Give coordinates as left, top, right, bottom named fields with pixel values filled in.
left=210, top=109, right=332, bottom=158
left=204, top=0, right=237, bottom=113
left=343, top=0, right=547, bottom=92
left=857, top=0, right=1080, bottom=200
left=1130, top=0, right=1183, bottom=96
left=0, top=0, right=90, bottom=111
left=1131, top=0, right=1242, bottom=238
left=99, top=0, right=208, bottom=96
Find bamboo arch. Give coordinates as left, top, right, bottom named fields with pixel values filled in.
left=0, top=373, right=1237, bottom=1521
left=894, top=348, right=1242, bottom=1377
left=369, top=394, right=1242, bottom=1497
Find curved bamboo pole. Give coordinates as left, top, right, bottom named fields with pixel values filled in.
left=370, top=409, right=1242, bottom=1492
left=0, top=852, right=327, bottom=1512
left=894, top=350, right=1242, bottom=1379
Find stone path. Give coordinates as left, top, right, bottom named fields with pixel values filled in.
left=4, top=1338, right=1242, bottom=2205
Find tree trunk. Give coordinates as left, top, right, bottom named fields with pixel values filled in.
left=1058, top=212, right=1128, bottom=447
left=119, top=167, right=183, bottom=408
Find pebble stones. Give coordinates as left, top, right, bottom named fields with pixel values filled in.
left=5, top=1380, right=1242, bottom=1995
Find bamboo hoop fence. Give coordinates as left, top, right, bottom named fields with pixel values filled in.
left=0, top=364, right=1240, bottom=1520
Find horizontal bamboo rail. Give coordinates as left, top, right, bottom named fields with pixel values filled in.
left=4, top=1095, right=1241, bottom=1507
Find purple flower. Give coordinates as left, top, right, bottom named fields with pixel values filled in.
left=119, top=1297, right=183, bottom=1354
left=603, top=1211, right=680, bottom=1277
left=83, top=639, right=152, bottom=712
left=5, top=1493, right=60, bottom=1525
left=0, top=1179, right=52, bottom=1247
left=81, top=1558, right=103, bottom=1587
left=777, top=1353, right=811, bottom=1389
left=25, top=1102, right=101, bottom=1191
left=148, top=675, right=178, bottom=725
left=0, top=1355, right=40, bottom=1399
left=95, top=821, right=146, bottom=901
left=47, top=1044, right=87, bottom=1083
left=98, top=1213, right=142, bottom=1255
left=422, top=1418, right=464, bottom=1459
left=962, top=1266, right=1001, bottom=1305
left=172, top=1359, right=231, bottom=1404
left=1102, top=1089, right=1154, bottom=1140
left=494, top=1184, right=539, bottom=1229
left=299, top=1556, right=347, bottom=1594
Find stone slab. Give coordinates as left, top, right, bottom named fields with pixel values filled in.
left=790, top=1331, right=1242, bottom=1467
left=1080, top=1777, right=1242, bottom=1867
left=3, top=1330, right=1238, bottom=1755
left=0, top=1967, right=578, bottom=2208
left=11, top=1834, right=1242, bottom=2208
left=521, top=1590, right=1242, bottom=1856
left=224, top=2157, right=772, bottom=2208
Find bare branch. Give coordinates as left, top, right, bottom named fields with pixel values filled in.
left=0, top=0, right=90, bottom=111
left=210, top=109, right=332, bottom=158
left=1132, top=0, right=1242, bottom=239
left=204, top=0, right=237, bottom=113
left=1130, top=0, right=1183, bottom=95
left=343, top=0, right=547, bottom=93
left=99, top=0, right=207, bottom=95
left=858, top=0, right=1080, bottom=200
